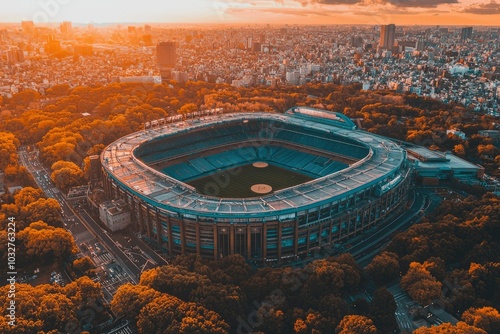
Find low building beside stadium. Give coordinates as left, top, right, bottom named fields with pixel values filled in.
left=101, top=107, right=412, bottom=264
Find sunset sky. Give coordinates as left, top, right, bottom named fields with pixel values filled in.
left=0, top=0, right=498, bottom=25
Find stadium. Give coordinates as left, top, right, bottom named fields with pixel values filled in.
left=101, top=107, right=412, bottom=264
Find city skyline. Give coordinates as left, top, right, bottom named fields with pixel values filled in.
left=0, top=0, right=499, bottom=26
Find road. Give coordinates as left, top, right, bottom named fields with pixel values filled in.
left=387, top=284, right=419, bottom=333
left=18, top=147, right=169, bottom=292
left=342, top=189, right=427, bottom=266
left=18, top=148, right=141, bottom=302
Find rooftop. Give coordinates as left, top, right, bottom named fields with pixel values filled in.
left=101, top=112, right=407, bottom=218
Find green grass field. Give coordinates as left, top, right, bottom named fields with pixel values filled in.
left=187, top=163, right=314, bottom=198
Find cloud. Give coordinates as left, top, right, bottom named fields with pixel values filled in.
left=298, top=0, right=364, bottom=5
left=384, top=0, right=458, bottom=7
left=297, top=0, right=459, bottom=7
left=462, top=0, right=500, bottom=14
left=225, top=6, right=332, bottom=16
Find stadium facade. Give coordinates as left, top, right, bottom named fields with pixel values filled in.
left=101, top=107, right=412, bottom=264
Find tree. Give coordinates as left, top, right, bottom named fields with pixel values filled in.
left=190, top=282, right=246, bottom=329
left=369, top=287, right=398, bottom=333
left=413, top=321, right=487, bottom=334
left=13, top=186, right=44, bottom=208
left=136, top=294, right=229, bottom=334
left=454, top=144, right=466, bottom=157
left=51, top=160, right=84, bottom=191
left=9, top=89, right=41, bottom=108
left=139, top=265, right=211, bottom=301
left=18, top=221, right=76, bottom=263
left=401, top=262, right=442, bottom=306
left=178, top=103, right=198, bottom=116
left=462, top=306, right=500, bottom=333
left=73, top=256, right=94, bottom=275
left=63, top=276, right=103, bottom=305
left=177, top=302, right=231, bottom=334
left=366, top=251, right=400, bottom=285
left=0, top=277, right=102, bottom=333
left=214, top=254, right=251, bottom=285
left=0, top=131, right=20, bottom=171
left=21, top=198, right=62, bottom=227
left=335, top=315, right=377, bottom=334
left=111, top=284, right=162, bottom=321
left=294, top=318, right=308, bottom=334
left=46, top=84, right=70, bottom=97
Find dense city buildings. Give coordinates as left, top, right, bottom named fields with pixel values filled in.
left=0, top=23, right=498, bottom=115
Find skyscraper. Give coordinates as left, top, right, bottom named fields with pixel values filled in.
left=156, top=41, right=177, bottom=81
left=461, top=27, right=473, bottom=42
left=22, top=21, right=34, bottom=34
left=379, top=24, right=396, bottom=49
left=60, top=21, right=72, bottom=37
left=6, top=48, right=24, bottom=63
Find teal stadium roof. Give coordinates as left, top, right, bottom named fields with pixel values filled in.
left=101, top=110, right=407, bottom=219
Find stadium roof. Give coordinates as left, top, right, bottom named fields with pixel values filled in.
left=102, top=112, right=407, bottom=219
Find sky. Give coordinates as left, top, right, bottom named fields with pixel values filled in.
left=0, top=0, right=498, bottom=25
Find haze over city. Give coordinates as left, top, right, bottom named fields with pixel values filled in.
left=0, top=0, right=499, bottom=25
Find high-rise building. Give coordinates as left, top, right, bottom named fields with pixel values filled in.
left=60, top=21, right=72, bottom=37
left=22, top=21, right=34, bottom=34
left=416, top=38, right=426, bottom=51
left=461, top=27, right=473, bottom=42
left=379, top=24, right=396, bottom=49
left=89, top=155, right=102, bottom=189
left=45, top=36, right=62, bottom=54
left=6, top=48, right=24, bottom=63
left=156, top=41, right=177, bottom=81
left=351, top=36, right=364, bottom=48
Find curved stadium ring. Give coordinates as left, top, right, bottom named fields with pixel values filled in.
left=101, top=107, right=412, bottom=265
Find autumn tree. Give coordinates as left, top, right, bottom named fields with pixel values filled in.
left=13, top=186, right=44, bottom=208
left=136, top=294, right=229, bottom=334
left=401, top=262, right=442, bottom=306
left=73, top=256, right=94, bottom=275
left=8, top=89, right=40, bottom=108
left=21, top=198, right=62, bottom=227
left=111, top=284, right=162, bottom=321
left=413, top=321, right=487, bottom=334
left=178, top=102, right=198, bottom=116
left=335, top=315, right=377, bottom=334
left=365, top=251, right=400, bottom=285
left=454, top=144, right=466, bottom=157
left=0, top=276, right=102, bottom=333
left=139, top=265, right=211, bottom=301
left=18, top=221, right=76, bottom=263
left=462, top=306, right=500, bottom=333
left=0, top=131, right=20, bottom=171
left=51, top=160, right=84, bottom=191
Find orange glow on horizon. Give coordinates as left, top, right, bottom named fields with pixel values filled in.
left=0, top=0, right=498, bottom=25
